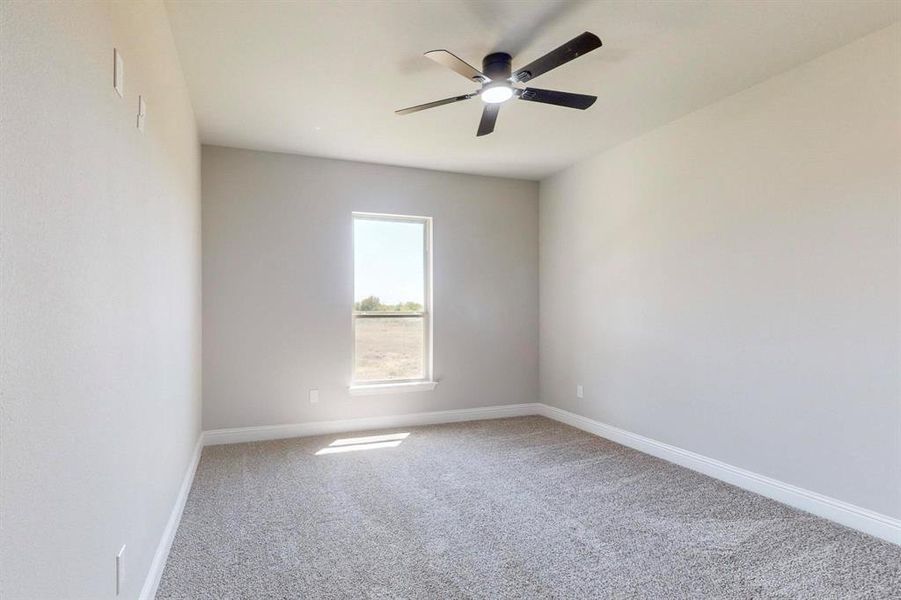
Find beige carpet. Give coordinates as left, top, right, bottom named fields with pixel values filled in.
left=157, top=416, right=900, bottom=599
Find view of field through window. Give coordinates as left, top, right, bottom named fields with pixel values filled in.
left=353, top=317, right=424, bottom=380
left=353, top=216, right=428, bottom=382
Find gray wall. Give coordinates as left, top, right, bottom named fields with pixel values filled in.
left=539, top=24, right=901, bottom=518
left=0, top=1, right=201, bottom=598
left=202, top=146, right=538, bottom=430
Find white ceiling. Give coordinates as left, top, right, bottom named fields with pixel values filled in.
left=165, top=0, right=899, bottom=180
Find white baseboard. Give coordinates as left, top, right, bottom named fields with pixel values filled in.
left=139, top=435, right=204, bottom=600
left=537, top=404, right=901, bottom=546
left=202, top=402, right=541, bottom=446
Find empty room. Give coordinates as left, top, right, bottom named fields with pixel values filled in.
left=2, top=0, right=900, bottom=598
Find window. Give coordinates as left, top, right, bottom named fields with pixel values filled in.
left=352, top=213, right=432, bottom=387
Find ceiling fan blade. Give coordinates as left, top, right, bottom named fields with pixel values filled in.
left=425, top=50, right=489, bottom=82
left=517, top=87, right=597, bottom=110
left=510, top=32, right=602, bottom=83
left=395, top=93, right=476, bottom=115
left=477, top=103, right=500, bottom=136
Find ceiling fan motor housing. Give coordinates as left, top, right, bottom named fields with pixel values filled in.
left=481, top=52, right=512, bottom=82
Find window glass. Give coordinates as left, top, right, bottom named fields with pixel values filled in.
left=353, top=215, right=429, bottom=383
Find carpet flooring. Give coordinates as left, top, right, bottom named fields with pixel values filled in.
left=156, top=416, right=901, bottom=599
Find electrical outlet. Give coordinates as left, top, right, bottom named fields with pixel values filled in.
left=113, top=49, right=124, bottom=97
left=136, top=95, right=146, bottom=132
left=116, top=545, right=126, bottom=595
left=576, top=384, right=584, bottom=399
left=309, top=389, right=319, bottom=404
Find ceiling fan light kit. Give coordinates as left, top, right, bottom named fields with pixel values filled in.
left=481, top=84, right=514, bottom=104
left=479, top=53, right=514, bottom=104
left=396, top=32, right=602, bottom=137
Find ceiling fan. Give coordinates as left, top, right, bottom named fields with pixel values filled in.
left=396, top=32, right=602, bottom=137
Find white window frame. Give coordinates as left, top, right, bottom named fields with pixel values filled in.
left=350, top=212, right=433, bottom=390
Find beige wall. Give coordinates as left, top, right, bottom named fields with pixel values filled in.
left=0, top=1, right=201, bottom=598
left=201, top=146, right=538, bottom=430
left=539, top=24, right=901, bottom=518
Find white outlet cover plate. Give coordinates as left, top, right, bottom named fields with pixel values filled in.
left=116, top=544, right=126, bottom=595
left=137, top=96, right=146, bottom=131
left=113, top=49, right=124, bottom=97
left=309, top=389, right=319, bottom=403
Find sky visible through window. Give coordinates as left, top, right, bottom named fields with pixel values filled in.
left=354, top=218, right=424, bottom=306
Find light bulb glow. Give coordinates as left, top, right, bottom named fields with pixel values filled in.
left=480, top=85, right=514, bottom=104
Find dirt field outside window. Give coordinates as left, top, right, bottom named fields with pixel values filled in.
left=354, top=317, right=424, bottom=381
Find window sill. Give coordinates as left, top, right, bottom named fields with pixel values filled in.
left=349, top=381, right=438, bottom=396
